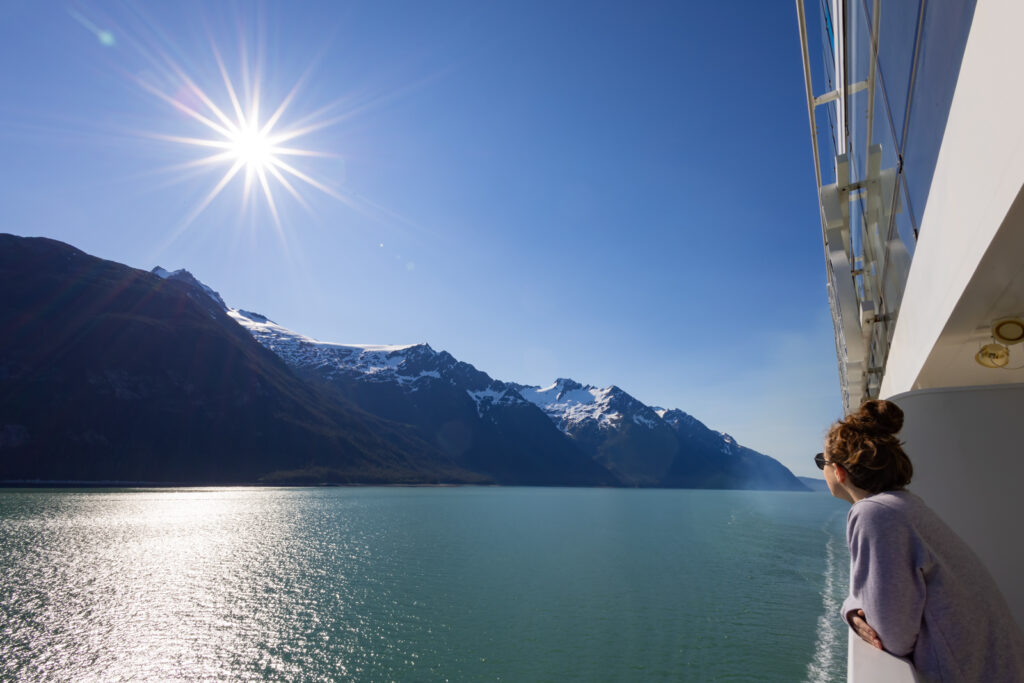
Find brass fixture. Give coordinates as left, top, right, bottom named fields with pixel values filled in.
left=975, top=343, right=1010, bottom=368
left=992, top=318, right=1024, bottom=345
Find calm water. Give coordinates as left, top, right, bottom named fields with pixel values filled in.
left=0, top=487, right=849, bottom=682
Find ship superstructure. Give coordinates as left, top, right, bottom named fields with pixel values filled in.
left=796, top=0, right=1024, bottom=679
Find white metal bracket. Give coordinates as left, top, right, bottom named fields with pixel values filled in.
left=813, top=79, right=867, bottom=108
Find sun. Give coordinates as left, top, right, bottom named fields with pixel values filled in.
left=137, top=42, right=343, bottom=230
left=228, top=122, right=276, bottom=172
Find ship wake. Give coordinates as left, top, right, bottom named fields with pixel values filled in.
left=805, top=511, right=846, bottom=683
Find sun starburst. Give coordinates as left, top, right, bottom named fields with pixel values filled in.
left=137, top=41, right=343, bottom=233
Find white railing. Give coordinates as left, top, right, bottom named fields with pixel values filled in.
left=848, top=631, right=920, bottom=682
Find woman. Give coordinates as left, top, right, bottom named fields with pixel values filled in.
left=819, top=399, right=1024, bottom=682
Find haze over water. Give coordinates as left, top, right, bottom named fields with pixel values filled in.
left=0, top=487, right=848, bottom=681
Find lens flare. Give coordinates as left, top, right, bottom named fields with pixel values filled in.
left=137, top=39, right=343, bottom=233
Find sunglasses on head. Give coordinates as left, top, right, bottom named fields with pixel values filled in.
left=814, top=452, right=831, bottom=470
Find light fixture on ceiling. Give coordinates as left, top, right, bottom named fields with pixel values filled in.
left=975, top=317, right=1024, bottom=369
left=992, top=317, right=1024, bottom=345
left=976, top=342, right=1010, bottom=368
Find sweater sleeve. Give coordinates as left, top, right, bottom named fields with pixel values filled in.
left=840, top=502, right=927, bottom=657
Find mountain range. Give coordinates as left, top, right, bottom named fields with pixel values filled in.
left=0, top=234, right=807, bottom=490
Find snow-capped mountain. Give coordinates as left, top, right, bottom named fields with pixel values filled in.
left=0, top=236, right=804, bottom=490
left=516, top=378, right=664, bottom=432
left=516, top=384, right=739, bottom=460
left=157, top=267, right=538, bottom=427
left=512, top=379, right=682, bottom=485
left=157, top=266, right=805, bottom=490
left=513, top=381, right=807, bottom=490
left=219, top=309, right=616, bottom=486
left=229, top=309, right=532, bottom=418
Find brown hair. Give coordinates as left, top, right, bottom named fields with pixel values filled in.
left=826, top=399, right=913, bottom=494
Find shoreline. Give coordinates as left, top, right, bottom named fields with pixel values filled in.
left=0, top=480, right=817, bottom=492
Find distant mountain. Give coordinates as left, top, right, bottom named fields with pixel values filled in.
left=513, top=379, right=682, bottom=485
left=512, top=380, right=807, bottom=490
left=0, top=235, right=483, bottom=485
left=657, top=409, right=807, bottom=490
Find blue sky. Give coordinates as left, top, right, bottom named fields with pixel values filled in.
left=0, top=1, right=840, bottom=477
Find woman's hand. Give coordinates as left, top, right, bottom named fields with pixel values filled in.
left=848, top=609, right=884, bottom=650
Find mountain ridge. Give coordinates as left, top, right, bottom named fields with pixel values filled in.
left=216, top=280, right=806, bottom=491
left=0, top=234, right=484, bottom=485
left=225, top=309, right=619, bottom=486
left=0, top=233, right=806, bottom=490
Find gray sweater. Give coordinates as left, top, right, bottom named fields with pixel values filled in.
left=841, top=490, right=1024, bottom=682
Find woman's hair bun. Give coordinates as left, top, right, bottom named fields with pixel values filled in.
left=827, top=399, right=912, bottom=493
left=854, top=399, right=904, bottom=434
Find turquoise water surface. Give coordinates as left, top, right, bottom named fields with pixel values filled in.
left=0, top=487, right=849, bottom=681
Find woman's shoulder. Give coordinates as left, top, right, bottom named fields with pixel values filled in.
left=846, top=491, right=932, bottom=553
left=848, top=490, right=923, bottom=525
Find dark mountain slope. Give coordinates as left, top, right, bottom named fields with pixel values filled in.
left=322, top=374, right=617, bottom=487
left=0, top=234, right=483, bottom=484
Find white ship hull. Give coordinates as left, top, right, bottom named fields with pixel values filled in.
left=797, top=0, right=1024, bottom=679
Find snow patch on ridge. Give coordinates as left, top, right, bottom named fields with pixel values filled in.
left=467, top=388, right=506, bottom=417
left=237, top=310, right=274, bottom=324
left=227, top=308, right=523, bottom=408
left=518, top=379, right=624, bottom=431
left=228, top=309, right=427, bottom=382
left=633, top=413, right=658, bottom=428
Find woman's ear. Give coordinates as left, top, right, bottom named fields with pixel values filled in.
left=833, top=463, right=848, bottom=484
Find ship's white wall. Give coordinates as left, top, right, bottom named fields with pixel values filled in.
left=888, top=384, right=1024, bottom=629
left=880, top=0, right=1024, bottom=397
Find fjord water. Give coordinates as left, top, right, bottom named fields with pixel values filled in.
left=0, top=487, right=848, bottom=681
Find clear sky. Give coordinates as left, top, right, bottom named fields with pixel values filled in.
left=0, top=1, right=841, bottom=477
